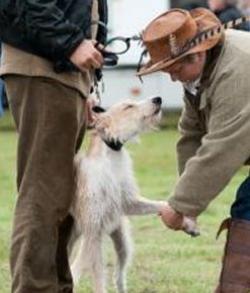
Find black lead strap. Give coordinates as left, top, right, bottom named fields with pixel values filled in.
left=102, top=51, right=119, bottom=66
left=182, top=15, right=250, bottom=57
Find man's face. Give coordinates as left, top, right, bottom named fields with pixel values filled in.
left=163, top=52, right=206, bottom=83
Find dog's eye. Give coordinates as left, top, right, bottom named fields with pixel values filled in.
left=123, top=105, right=134, bottom=110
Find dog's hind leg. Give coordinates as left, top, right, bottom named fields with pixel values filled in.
left=70, top=236, right=86, bottom=284
left=89, top=234, right=106, bottom=293
left=71, top=233, right=106, bottom=293
left=110, top=219, right=132, bottom=293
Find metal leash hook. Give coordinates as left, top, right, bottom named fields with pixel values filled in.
left=92, top=68, right=105, bottom=103
left=92, top=69, right=102, bottom=102
left=95, top=33, right=142, bottom=67
left=91, top=18, right=143, bottom=67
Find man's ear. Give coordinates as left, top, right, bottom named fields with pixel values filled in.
left=92, top=106, right=106, bottom=113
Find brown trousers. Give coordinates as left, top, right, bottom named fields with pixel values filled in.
left=4, top=75, right=87, bottom=293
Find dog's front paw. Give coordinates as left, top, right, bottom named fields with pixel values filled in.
left=158, top=201, right=169, bottom=211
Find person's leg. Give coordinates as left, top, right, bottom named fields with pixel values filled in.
left=215, top=177, right=250, bottom=293
left=5, top=75, right=86, bottom=293
left=56, top=109, right=86, bottom=293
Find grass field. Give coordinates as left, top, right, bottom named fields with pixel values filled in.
left=0, top=111, right=248, bottom=293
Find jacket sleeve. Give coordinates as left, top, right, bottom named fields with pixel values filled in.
left=177, top=95, right=206, bottom=175
left=168, top=72, right=250, bottom=217
left=21, top=0, right=88, bottom=60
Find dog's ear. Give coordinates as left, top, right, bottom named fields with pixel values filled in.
left=92, top=106, right=106, bottom=113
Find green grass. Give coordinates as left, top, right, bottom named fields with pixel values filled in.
left=0, top=111, right=249, bottom=293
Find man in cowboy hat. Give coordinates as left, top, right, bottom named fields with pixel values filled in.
left=138, top=7, right=250, bottom=292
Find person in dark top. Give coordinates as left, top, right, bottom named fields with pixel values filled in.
left=239, top=0, right=250, bottom=30
left=208, top=0, right=249, bottom=30
left=0, top=1, right=108, bottom=292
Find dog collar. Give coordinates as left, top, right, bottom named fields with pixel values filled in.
left=104, top=139, right=123, bottom=151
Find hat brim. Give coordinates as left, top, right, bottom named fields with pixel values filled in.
left=137, top=33, right=222, bottom=76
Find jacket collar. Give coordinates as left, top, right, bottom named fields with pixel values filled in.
left=197, top=40, right=224, bottom=109
left=200, top=40, right=224, bottom=90
left=184, top=39, right=224, bottom=110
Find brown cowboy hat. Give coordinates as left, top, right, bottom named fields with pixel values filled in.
left=137, top=8, right=223, bottom=76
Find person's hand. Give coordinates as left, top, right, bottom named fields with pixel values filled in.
left=159, top=203, right=200, bottom=237
left=160, top=203, right=183, bottom=230
left=69, top=39, right=104, bottom=72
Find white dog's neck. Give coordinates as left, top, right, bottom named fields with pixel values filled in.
left=87, top=131, right=125, bottom=159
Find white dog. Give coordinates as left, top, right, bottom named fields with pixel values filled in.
left=69, top=97, right=198, bottom=293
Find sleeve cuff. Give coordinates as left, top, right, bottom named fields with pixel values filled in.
left=168, top=196, right=203, bottom=217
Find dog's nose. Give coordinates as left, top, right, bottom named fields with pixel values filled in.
left=152, top=97, right=162, bottom=105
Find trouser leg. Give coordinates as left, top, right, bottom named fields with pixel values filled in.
left=5, top=75, right=86, bottom=293
left=57, top=109, right=86, bottom=293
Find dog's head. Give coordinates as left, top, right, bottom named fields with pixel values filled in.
left=91, top=97, right=162, bottom=148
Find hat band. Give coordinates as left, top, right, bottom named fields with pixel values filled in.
left=168, top=15, right=250, bottom=59
left=138, top=15, right=250, bottom=76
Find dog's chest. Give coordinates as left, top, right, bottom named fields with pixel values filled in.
left=76, top=150, right=133, bottom=233
left=108, top=150, right=132, bottom=184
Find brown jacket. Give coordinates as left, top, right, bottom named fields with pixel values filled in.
left=168, top=29, right=250, bottom=217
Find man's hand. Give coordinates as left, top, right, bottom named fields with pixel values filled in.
left=160, top=203, right=183, bottom=230
left=69, top=40, right=104, bottom=72
left=159, top=203, right=200, bottom=237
